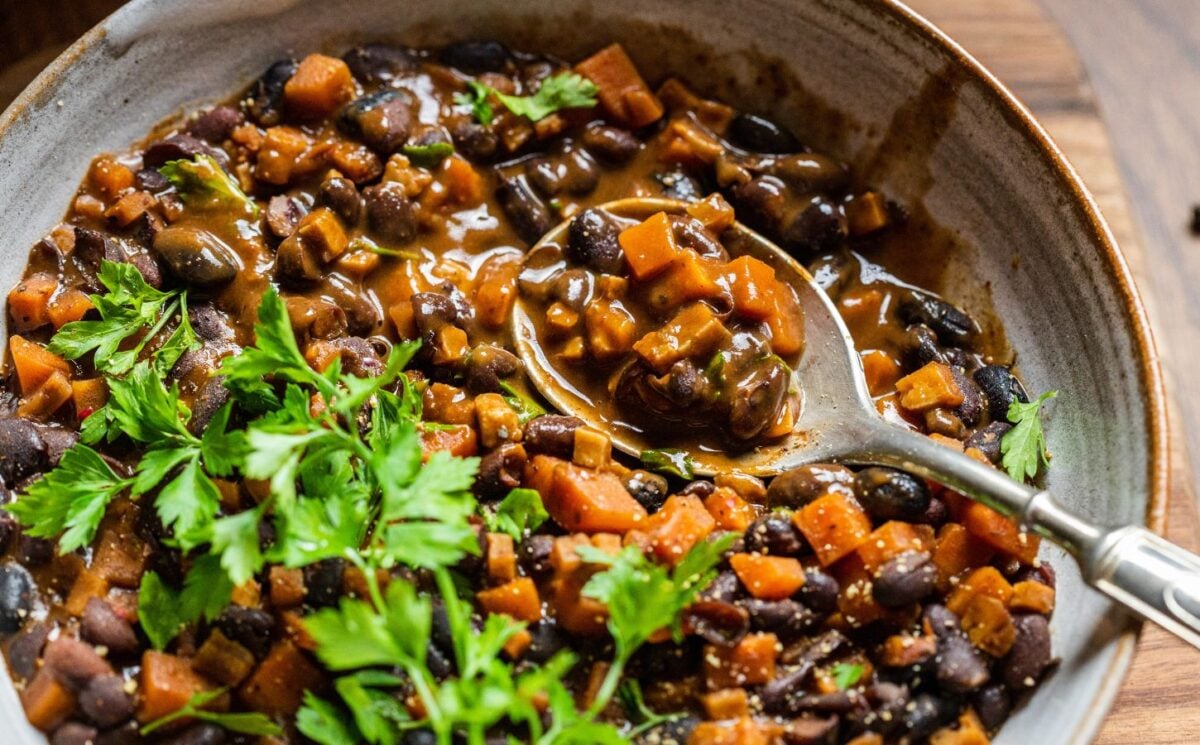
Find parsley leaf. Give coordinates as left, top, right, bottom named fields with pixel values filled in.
left=211, top=507, right=266, bottom=586
left=456, top=72, right=598, bottom=125
left=159, top=154, right=260, bottom=219
left=140, top=688, right=281, bottom=736
left=830, top=662, right=865, bottom=691
left=8, top=445, right=132, bottom=553
left=498, top=381, right=546, bottom=424
left=401, top=141, right=455, bottom=168
left=484, top=488, right=549, bottom=540
left=297, top=692, right=361, bottom=745
left=1000, top=390, right=1058, bottom=481
left=639, top=448, right=696, bottom=480
left=137, top=556, right=233, bottom=651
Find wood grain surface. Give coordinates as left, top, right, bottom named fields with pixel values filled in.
left=0, top=0, right=1197, bottom=741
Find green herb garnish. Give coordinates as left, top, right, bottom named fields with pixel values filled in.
left=830, top=662, right=865, bottom=691
left=484, top=487, right=549, bottom=540
left=639, top=448, right=696, bottom=480
left=159, top=154, right=260, bottom=218
left=455, top=72, right=598, bottom=125
left=402, top=141, right=455, bottom=167
left=1000, top=390, right=1058, bottom=481
left=498, top=380, right=547, bottom=424
left=140, top=688, right=282, bottom=736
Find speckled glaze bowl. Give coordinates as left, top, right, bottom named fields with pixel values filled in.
left=0, top=0, right=1166, bottom=742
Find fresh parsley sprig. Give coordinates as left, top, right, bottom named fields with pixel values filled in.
left=455, top=72, right=598, bottom=126
left=140, top=687, right=281, bottom=736
left=1000, top=390, right=1058, bottom=481
left=160, top=154, right=260, bottom=219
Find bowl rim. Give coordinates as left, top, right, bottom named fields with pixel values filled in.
left=0, top=0, right=1170, bottom=742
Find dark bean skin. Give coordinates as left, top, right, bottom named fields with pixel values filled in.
left=974, top=365, right=1029, bottom=421
left=474, top=443, right=527, bottom=500
left=685, top=600, right=750, bottom=645
left=527, top=145, right=599, bottom=197
left=679, top=480, right=716, bottom=499
left=18, top=535, right=54, bottom=566
left=79, top=674, right=135, bottom=728
left=248, top=59, right=297, bottom=126
left=924, top=407, right=965, bottom=438
left=728, top=357, right=788, bottom=441
left=303, top=559, right=346, bottom=608
left=743, top=514, right=806, bottom=556
left=633, top=716, right=699, bottom=745
left=465, top=344, right=521, bottom=392
left=518, top=535, right=554, bottom=580
left=935, top=632, right=990, bottom=694
left=1002, top=614, right=1052, bottom=690
left=340, top=90, right=413, bottom=154
left=567, top=207, right=624, bottom=274
left=523, top=618, right=568, bottom=665
left=0, top=510, right=14, bottom=554
left=186, top=105, right=243, bottom=143
left=216, top=606, right=275, bottom=659
left=170, top=723, right=228, bottom=745
left=898, top=292, right=977, bottom=346
left=451, top=120, right=499, bottom=160
left=655, top=169, right=704, bottom=201
left=902, top=323, right=948, bottom=367
left=904, top=693, right=955, bottom=740
left=700, top=570, right=742, bottom=604
left=411, top=292, right=458, bottom=335
left=728, top=113, right=801, bottom=153
left=152, top=226, right=240, bottom=286
left=142, top=133, right=225, bottom=169
left=497, top=174, right=552, bottom=244
left=873, top=551, right=937, bottom=608
left=965, top=420, right=1013, bottom=464
left=81, top=598, right=138, bottom=655
left=319, top=176, right=364, bottom=225
left=743, top=598, right=817, bottom=640
left=797, top=568, right=840, bottom=613
left=778, top=715, right=839, bottom=745
left=51, top=723, right=99, bottom=745
left=522, top=415, right=583, bottom=458
left=0, top=417, right=46, bottom=486
left=625, top=470, right=669, bottom=513
left=581, top=124, right=641, bottom=163
left=759, top=666, right=813, bottom=714
left=265, top=194, right=306, bottom=238
left=923, top=604, right=961, bottom=638
left=364, top=182, right=419, bottom=244
left=342, top=43, right=417, bottom=83
left=855, top=467, right=931, bottom=521
left=767, top=464, right=856, bottom=509
left=7, top=622, right=49, bottom=680
left=43, top=636, right=114, bottom=689
left=917, top=497, right=949, bottom=526
left=0, top=562, right=36, bottom=633
left=782, top=195, right=848, bottom=256
left=439, top=40, right=512, bottom=74
left=974, top=684, right=1012, bottom=731
left=953, top=366, right=984, bottom=426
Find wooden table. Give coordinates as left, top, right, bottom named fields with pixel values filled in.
left=2, top=0, right=1198, bottom=740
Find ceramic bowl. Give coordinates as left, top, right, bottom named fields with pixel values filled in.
left=0, top=0, right=1166, bottom=742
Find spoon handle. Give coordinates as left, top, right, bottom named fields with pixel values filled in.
left=858, top=424, right=1200, bottom=650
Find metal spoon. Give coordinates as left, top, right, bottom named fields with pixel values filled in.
left=512, top=196, right=1200, bottom=649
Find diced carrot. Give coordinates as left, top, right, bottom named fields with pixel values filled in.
left=551, top=570, right=608, bottom=635
left=65, top=568, right=110, bottom=617
left=929, top=708, right=991, bottom=745
left=618, top=211, right=680, bottom=281
left=704, top=487, right=756, bottom=532
left=335, top=248, right=381, bottom=278
left=473, top=255, right=520, bottom=329
left=105, top=191, right=157, bottom=227
left=422, top=383, right=476, bottom=425
left=845, top=191, right=890, bottom=236
left=475, top=392, right=521, bottom=449
left=793, top=493, right=872, bottom=567
left=17, top=371, right=73, bottom=420
left=686, top=193, right=736, bottom=232
left=767, top=287, right=804, bottom=356
left=544, top=461, right=648, bottom=533
left=633, top=302, right=730, bottom=373
left=945, top=566, right=1014, bottom=616
left=284, top=53, right=356, bottom=119
left=21, top=668, right=76, bottom=732
left=477, top=577, right=542, bottom=623
left=639, top=494, right=716, bottom=565
left=328, top=141, right=382, bottom=184
left=389, top=296, right=417, bottom=339
left=89, top=154, right=135, bottom=198
left=961, top=501, right=1040, bottom=564
left=894, top=362, right=964, bottom=412
left=47, top=289, right=94, bottom=329
left=862, top=350, right=902, bottom=396
left=545, top=301, right=580, bottom=336
left=255, top=126, right=315, bottom=185
left=192, top=629, right=257, bottom=687
left=443, top=155, right=484, bottom=205
left=1009, top=580, right=1055, bottom=614
left=238, top=640, right=323, bottom=717
left=420, top=424, right=478, bottom=459
left=93, top=523, right=147, bottom=589
left=269, top=566, right=307, bottom=609
left=138, top=651, right=217, bottom=722
left=7, top=275, right=58, bottom=332
left=880, top=633, right=938, bottom=667
left=487, top=532, right=517, bottom=583
left=960, top=594, right=1016, bottom=657
left=931, top=523, right=994, bottom=590
left=704, top=633, right=778, bottom=689
left=295, top=208, right=348, bottom=263
left=584, top=300, right=637, bottom=361
left=431, top=325, right=470, bottom=365
left=833, top=553, right=885, bottom=627
left=524, top=454, right=563, bottom=503
left=725, top=256, right=780, bottom=321
left=837, top=288, right=884, bottom=328
left=572, top=426, right=611, bottom=469
left=730, top=553, right=806, bottom=600
left=643, top=249, right=724, bottom=312
left=688, top=718, right=774, bottom=745
left=503, top=628, right=533, bottom=659
left=856, top=521, right=929, bottom=572
left=700, top=687, right=750, bottom=720
left=70, top=378, right=107, bottom=420
left=231, top=579, right=263, bottom=608
left=574, top=44, right=663, bottom=128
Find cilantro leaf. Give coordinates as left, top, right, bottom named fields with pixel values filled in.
left=402, top=141, right=455, bottom=168
left=297, top=692, right=362, bottom=745
left=335, top=671, right=409, bottom=745
left=137, top=570, right=185, bottom=651
left=454, top=81, right=495, bottom=125
left=137, top=557, right=233, bottom=651
left=140, top=688, right=281, bottom=736
left=218, top=286, right=331, bottom=403
left=831, top=662, right=865, bottom=691
left=211, top=507, right=266, bottom=586
left=639, top=448, right=696, bottom=480
left=498, top=381, right=546, bottom=424
left=159, top=154, right=260, bottom=219
left=457, top=72, right=598, bottom=125
left=484, top=488, right=549, bottom=540
left=8, top=445, right=132, bottom=553
left=306, top=580, right=431, bottom=671
left=154, top=456, right=223, bottom=549
left=1000, top=390, right=1059, bottom=481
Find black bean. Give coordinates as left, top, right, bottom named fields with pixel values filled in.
left=170, top=723, right=227, bottom=745
left=523, top=415, right=583, bottom=458
left=439, top=41, right=512, bottom=74
left=304, top=559, right=346, bottom=608
left=631, top=637, right=703, bottom=680
left=215, top=606, right=275, bottom=659
left=767, top=464, right=855, bottom=509
left=743, top=514, right=806, bottom=556
left=465, top=344, right=521, bottom=392
left=135, top=167, right=169, bottom=192
left=364, top=182, right=419, bottom=244
left=902, top=324, right=948, bottom=367
left=142, top=133, right=225, bottom=169
left=523, top=618, right=568, bottom=665
left=760, top=666, right=812, bottom=714
left=872, top=551, right=937, bottom=608
left=904, top=693, right=954, bottom=740
left=0, top=417, right=46, bottom=486
left=581, top=124, right=641, bottom=163
left=319, top=176, right=363, bottom=225
left=18, top=535, right=54, bottom=566
left=797, top=568, right=839, bottom=613
left=654, top=169, right=703, bottom=201
left=186, top=105, right=243, bottom=143
left=323, top=336, right=385, bottom=377
left=743, top=598, right=817, bottom=640
left=52, top=723, right=99, bottom=745
left=732, top=175, right=788, bottom=233
left=974, top=683, right=1012, bottom=731
left=188, top=304, right=235, bottom=343
left=265, top=195, right=306, bottom=239
left=474, top=444, right=527, bottom=500
left=7, top=622, right=49, bottom=679
left=81, top=598, right=138, bottom=655
left=782, top=628, right=848, bottom=669
left=187, top=377, right=231, bottom=437
left=679, top=480, right=716, bottom=499
left=685, top=599, right=750, bottom=646
left=670, top=215, right=727, bottom=261
left=924, top=407, right=965, bottom=438
left=700, top=570, right=742, bottom=604
left=779, top=715, right=839, bottom=745
left=898, top=292, right=977, bottom=347
left=965, top=421, right=1012, bottom=464
left=340, top=90, right=414, bottom=154
left=854, top=467, right=930, bottom=521
left=123, top=250, right=165, bottom=289
left=152, top=226, right=239, bottom=286
left=451, top=120, right=499, bottom=161
left=342, top=43, right=417, bottom=83
left=248, top=59, right=297, bottom=127
left=94, top=722, right=140, bottom=745
left=79, top=674, right=135, bottom=728
left=1001, top=614, right=1052, bottom=690
left=497, top=175, right=553, bottom=244
left=923, top=604, right=962, bottom=638
left=935, top=633, right=989, bottom=694
left=729, top=113, right=801, bottom=153
left=411, top=292, right=458, bottom=334
left=0, top=562, right=36, bottom=634
left=784, top=691, right=860, bottom=715
left=782, top=195, right=848, bottom=257
left=728, top=357, right=788, bottom=441
left=973, top=365, right=1029, bottom=422
left=527, top=145, right=599, bottom=197
left=43, top=636, right=114, bottom=689
left=566, top=208, right=624, bottom=274
left=518, top=535, right=554, bottom=580
left=917, top=497, right=949, bottom=526
left=625, top=470, right=669, bottom=513
left=952, top=367, right=984, bottom=426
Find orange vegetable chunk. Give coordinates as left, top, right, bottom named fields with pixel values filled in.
left=21, top=669, right=76, bottom=732
left=961, top=501, right=1040, bottom=564
left=618, top=211, right=680, bottom=280
left=238, top=640, right=323, bottom=717
left=574, top=44, right=663, bottom=128
left=946, top=566, right=1014, bottom=616
left=639, top=494, right=716, bottom=565
left=793, top=493, right=872, bottom=567
left=284, top=53, right=356, bottom=119
left=730, top=553, right=806, bottom=600
left=138, top=651, right=216, bottom=723
left=8, top=335, right=70, bottom=395
left=856, top=521, right=928, bottom=571
left=543, top=461, right=648, bottom=533
left=725, top=255, right=780, bottom=321
left=894, top=362, right=964, bottom=412
left=8, top=275, right=59, bottom=332
left=704, top=633, right=778, bottom=689
left=477, top=577, right=542, bottom=623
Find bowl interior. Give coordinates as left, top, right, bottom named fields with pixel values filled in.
left=0, top=0, right=1163, bottom=742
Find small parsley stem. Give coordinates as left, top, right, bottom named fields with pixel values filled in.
left=584, top=653, right=629, bottom=720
